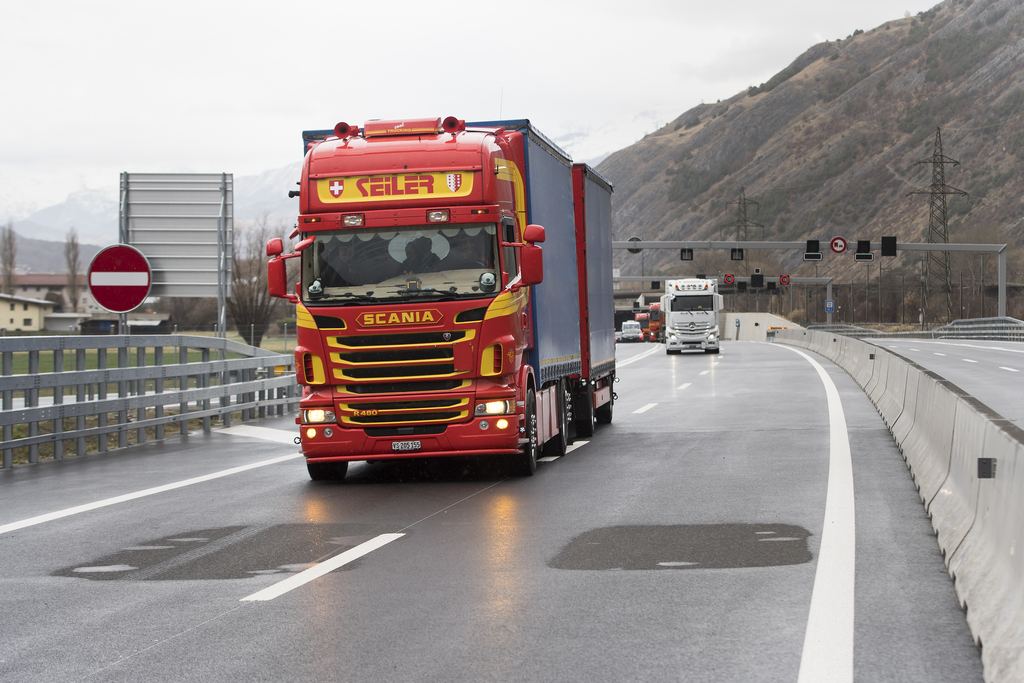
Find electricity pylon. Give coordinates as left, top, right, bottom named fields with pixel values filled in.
left=726, top=186, right=763, bottom=241
left=907, top=127, right=967, bottom=322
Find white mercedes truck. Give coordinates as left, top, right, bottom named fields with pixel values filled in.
left=661, top=278, right=723, bottom=354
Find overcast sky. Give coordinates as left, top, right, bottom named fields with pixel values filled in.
left=2, top=0, right=941, bottom=224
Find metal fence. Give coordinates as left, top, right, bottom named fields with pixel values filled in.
left=806, top=316, right=1024, bottom=341
left=1, top=335, right=299, bottom=469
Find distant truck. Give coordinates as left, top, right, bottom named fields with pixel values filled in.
left=266, top=117, right=617, bottom=480
left=634, top=312, right=650, bottom=342
left=648, top=302, right=663, bottom=343
left=661, top=278, right=723, bottom=354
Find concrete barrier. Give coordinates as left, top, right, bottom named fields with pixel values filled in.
left=948, top=420, right=1024, bottom=679
left=865, top=348, right=891, bottom=405
left=890, top=365, right=922, bottom=448
left=774, top=326, right=1024, bottom=681
left=901, top=374, right=957, bottom=507
left=875, top=353, right=908, bottom=429
left=929, top=395, right=989, bottom=555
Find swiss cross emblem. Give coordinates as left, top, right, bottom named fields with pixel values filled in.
left=446, top=173, right=462, bottom=192
left=329, top=180, right=344, bottom=197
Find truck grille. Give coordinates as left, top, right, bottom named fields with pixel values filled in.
left=672, top=321, right=711, bottom=333
left=327, top=329, right=474, bottom=382
left=340, top=380, right=469, bottom=395
left=332, top=331, right=467, bottom=347
left=335, top=348, right=454, bottom=364
left=339, top=397, right=471, bottom=426
left=341, top=363, right=456, bottom=380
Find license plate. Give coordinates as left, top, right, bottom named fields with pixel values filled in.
left=392, top=440, right=421, bottom=452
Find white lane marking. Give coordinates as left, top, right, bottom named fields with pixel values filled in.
left=632, top=403, right=658, bottom=414
left=539, top=440, right=589, bottom=462
left=699, top=370, right=710, bottom=376
left=910, top=348, right=920, bottom=352
left=565, top=440, right=589, bottom=454
left=776, top=345, right=855, bottom=683
left=930, top=341, right=1024, bottom=354
left=617, top=346, right=662, bottom=367
left=677, top=382, right=692, bottom=391
left=963, top=359, right=978, bottom=363
left=73, top=565, right=138, bottom=573
left=216, top=424, right=298, bottom=445
left=241, top=533, right=404, bottom=602
left=934, top=352, right=947, bottom=356
left=0, top=453, right=303, bottom=536
left=658, top=561, right=698, bottom=567
left=1000, top=367, right=1019, bottom=372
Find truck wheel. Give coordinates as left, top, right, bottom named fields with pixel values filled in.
left=307, top=460, right=348, bottom=481
left=515, top=388, right=538, bottom=475
left=542, top=380, right=568, bottom=459
left=575, top=384, right=595, bottom=438
left=595, top=390, right=613, bottom=424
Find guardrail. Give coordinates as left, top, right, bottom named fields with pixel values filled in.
left=807, top=316, right=1024, bottom=341
left=775, top=327, right=1024, bottom=682
left=1, top=335, right=299, bottom=469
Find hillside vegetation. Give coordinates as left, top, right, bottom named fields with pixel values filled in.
left=598, top=0, right=1024, bottom=322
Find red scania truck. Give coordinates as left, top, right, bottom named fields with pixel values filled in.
left=266, top=117, right=616, bottom=480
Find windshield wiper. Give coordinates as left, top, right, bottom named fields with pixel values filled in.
left=312, top=292, right=379, bottom=302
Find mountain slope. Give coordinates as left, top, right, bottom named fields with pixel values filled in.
left=598, top=0, right=1024, bottom=312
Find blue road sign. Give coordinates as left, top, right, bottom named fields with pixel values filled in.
left=825, top=300, right=835, bottom=313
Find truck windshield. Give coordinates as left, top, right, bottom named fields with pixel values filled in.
left=301, top=224, right=500, bottom=303
left=670, top=294, right=714, bottom=312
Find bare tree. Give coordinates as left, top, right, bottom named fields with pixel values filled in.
left=1, top=221, right=15, bottom=295
left=154, top=296, right=218, bottom=331
left=65, top=227, right=81, bottom=312
left=227, top=214, right=287, bottom=347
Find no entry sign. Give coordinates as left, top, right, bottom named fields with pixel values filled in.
left=88, top=244, right=152, bottom=313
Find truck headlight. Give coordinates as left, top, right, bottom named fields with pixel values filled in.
left=304, top=409, right=337, bottom=423
left=475, top=400, right=513, bottom=416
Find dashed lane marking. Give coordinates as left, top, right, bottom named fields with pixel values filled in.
left=538, top=440, right=589, bottom=463
left=241, top=533, right=405, bottom=602
left=1000, top=367, right=1019, bottom=372
left=677, top=382, right=692, bottom=391
left=632, top=403, right=658, bottom=414
left=616, top=346, right=662, bottom=367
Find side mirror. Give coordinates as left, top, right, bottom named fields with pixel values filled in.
left=523, top=224, right=545, bottom=244
left=295, top=236, right=315, bottom=252
left=266, top=238, right=284, bottom=257
left=520, top=244, right=543, bottom=286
